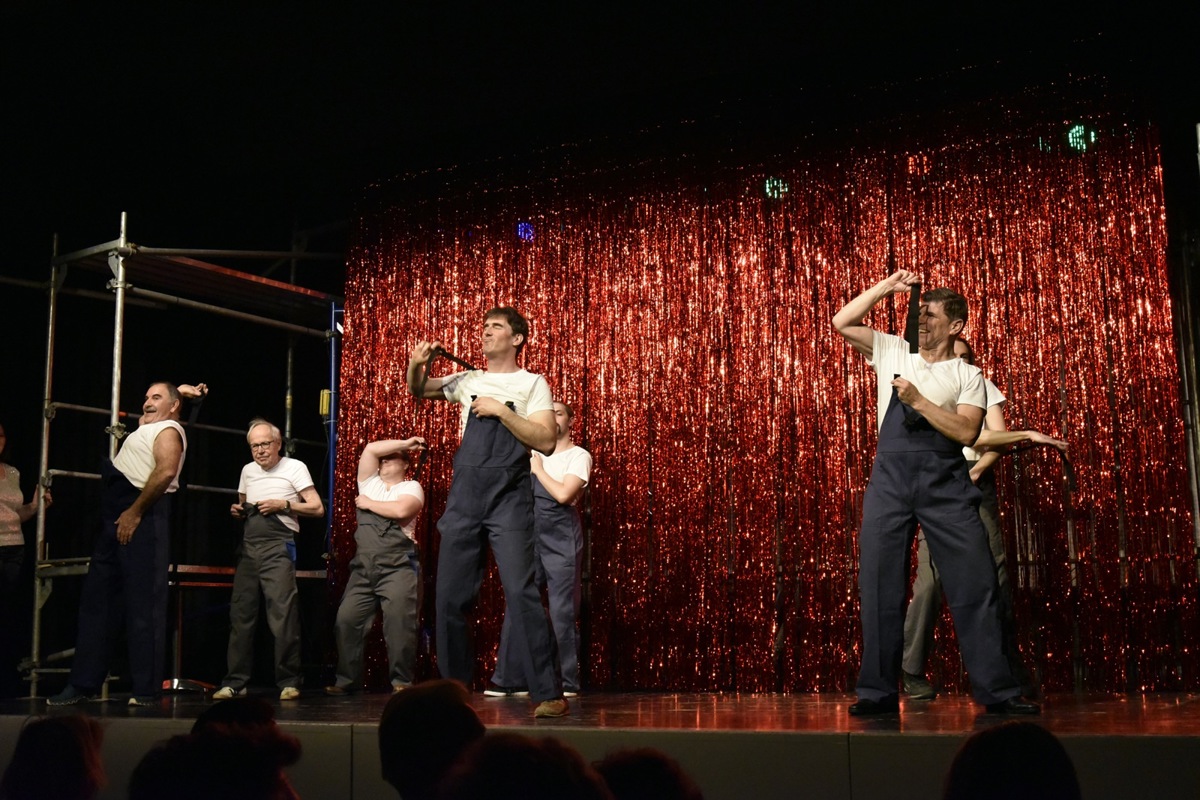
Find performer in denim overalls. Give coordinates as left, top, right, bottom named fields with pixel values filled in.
left=407, top=307, right=569, bottom=718
left=833, top=271, right=1038, bottom=716
left=489, top=400, right=591, bottom=698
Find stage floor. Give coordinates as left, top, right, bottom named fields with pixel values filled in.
left=1, top=691, right=1197, bottom=800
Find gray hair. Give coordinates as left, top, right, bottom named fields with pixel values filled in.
left=246, top=419, right=282, bottom=443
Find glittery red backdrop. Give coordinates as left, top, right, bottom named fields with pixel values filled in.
left=334, top=105, right=1197, bottom=693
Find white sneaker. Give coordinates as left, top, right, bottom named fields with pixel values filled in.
left=212, top=686, right=246, bottom=700
left=279, top=686, right=300, bottom=701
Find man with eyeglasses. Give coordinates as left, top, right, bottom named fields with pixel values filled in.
left=213, top=419, right=324, bottom=702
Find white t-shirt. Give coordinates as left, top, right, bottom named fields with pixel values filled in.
left=963, top=378, right=1006, bottom=462
left=112, top=419, right=187, bottom=492
left=238, top=457, right=315, bottom=534
left=868, top=331, right=986, bottom=433
left=534, top=445, right=592, bottom=506
left=357, top=475, right=424, bottom=541
left=441, top=369, right=554, bottom=435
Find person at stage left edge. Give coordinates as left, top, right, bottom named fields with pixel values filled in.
left=832, top=270, right=1038, bottom=716
left=49, top=381, right=207, bottom=707
left=325, top=436, right=427, bottom=696
left=213, top=419, right=324, bottom=702
left=406, top=306, right=569, bottom=718
left=487, top=400, right=592, bottom=699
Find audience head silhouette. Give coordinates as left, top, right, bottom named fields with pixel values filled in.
left=191, top=695, right=279, bottom=735
left=594, top=747, right=704, bottom=800
left=440, top=732, right=612, bottom=800
left=0, top=715, right=106, bottom=800
left=377, top=679, right=485, bottom=799
left=128, top=722, right=301, bottom=800
left=943, top=721, right=1081, bottom=800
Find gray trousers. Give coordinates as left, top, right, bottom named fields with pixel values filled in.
left=223, top=513, right=301, bottom=689
left=902, top=471, right=1028, bottom=682
left=492, top=481, right=583, bottom=692
left=333, top=515, right=420, bottom=689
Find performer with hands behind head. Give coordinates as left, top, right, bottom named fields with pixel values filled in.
left=326, top=436, right=427, bottom=696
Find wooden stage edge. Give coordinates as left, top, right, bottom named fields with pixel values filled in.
left=0, top=691, right=1196, bottom=800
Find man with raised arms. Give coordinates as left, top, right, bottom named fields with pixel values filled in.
left=833, top=271, right=1037, bottom=716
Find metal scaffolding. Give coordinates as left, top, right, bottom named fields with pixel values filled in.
left=23, top=212, right=344, bottom=697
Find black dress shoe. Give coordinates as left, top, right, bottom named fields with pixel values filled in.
left=984, top=696, right=1040, bottom=715
left=848, top=696, right=900, bottom=716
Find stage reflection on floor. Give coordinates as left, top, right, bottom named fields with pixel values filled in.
left=4, top=690, right=1198, bottom=735
left=1, top=691, right=1197, bottom=800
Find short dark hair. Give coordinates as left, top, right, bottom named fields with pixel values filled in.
left=441, top=733, right=612, bottom=800
left=594, top=747, right=703, bottom=800
left=922, top=288, right=968, bottom=325
left=378, top=679, right=485, bottom=800
left=151, top=382, right=181, bottom=405
left=129, top=725, right=302, bottom=800
left=191, top=696, right=278, bottom=735
left=555, top=400, right=575, bottom=421
left=943, top=721, right=1080, bottom=800
left=485, top=307, right=530, bottom=354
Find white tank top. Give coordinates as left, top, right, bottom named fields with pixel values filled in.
left=112, top=419, right=187, bottom=492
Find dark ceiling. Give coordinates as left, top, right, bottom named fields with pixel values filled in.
left=4, top=3, right=1196, bottom=283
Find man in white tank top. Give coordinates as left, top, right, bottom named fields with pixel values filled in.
left=49, top=381, right=206, bottom=707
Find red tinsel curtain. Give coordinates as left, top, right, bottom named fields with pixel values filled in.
left=333, top=98, right=1196, bottom=694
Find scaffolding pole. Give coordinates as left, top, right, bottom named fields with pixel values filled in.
left=26, top=211, right=342, bottom=698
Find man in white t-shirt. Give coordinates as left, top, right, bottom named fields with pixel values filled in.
left=326, top=436, right=427, bottom=695
left=50, top=381, right=206, bottom=707
left=214, top=420, right=324, bottom=702
left=407, top=306, right=569, bottom=718
left=902, top=338, right=1067, bottom=701
left=489, top=400, right=592, bottom=698
left=833, top=271, right=1037, bottom=716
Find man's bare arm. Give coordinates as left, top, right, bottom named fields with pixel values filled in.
left=893, top=376, right=984, bottom=446
left=471, top=399, right=556, bottom=454
left=289, top=486, right=325, bottom=518
left=406, top=341, right=451, bottom=400
left=532, top=455, right=587, bottom=505
left=974, top=428, right=1068, bottom=452
left=116, top=427, right=184, bottom=544
left=358, top=437, right=427, bottom=482
left=355, top=494, right=423, bottom=523
left=832, top=270, right=921, bottom=358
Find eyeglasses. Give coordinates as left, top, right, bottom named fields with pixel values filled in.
left=250, top=442, right=276, bottom=451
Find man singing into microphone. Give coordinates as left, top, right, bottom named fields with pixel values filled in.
left=833, top=270, right=1037, bottom=716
